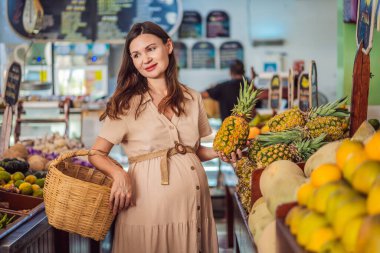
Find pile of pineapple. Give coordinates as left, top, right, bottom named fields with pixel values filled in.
left=285, top=128, right=380, bottom=253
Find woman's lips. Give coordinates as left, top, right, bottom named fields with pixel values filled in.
left=145, top=64, right=157, bottom=72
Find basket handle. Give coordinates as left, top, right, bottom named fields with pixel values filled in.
left=49, top=149, right=123, bottom=169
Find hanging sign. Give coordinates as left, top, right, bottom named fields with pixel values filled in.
left=173, top=41, right=187, bottom=69
left=206, top=11, right=230, bottom=38
left=356, top=0, right=377, bottom=54
left=4, top=62, right=22, bottom=106
left=309, top=60, right=318, bottom=107
left=191, top=42, right=215, bottom=69
left=288, top=68, right=294, bottom=109
left=8, top=0, right=182, bottom=41
left=178, top=11, right=202, bottom=38
left=219, top=41, right=244, bottom=69
left=268, top=74, right=282, bottom=110
left=298, top=72, right=311, bottom=112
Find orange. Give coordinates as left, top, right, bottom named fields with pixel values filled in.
left=297, top=182, right=316, bottom=207
left=336, top=139, right=364, bottom=169
left=365, top=131, right=380, bottom=161
left=248, top=127, right=260, bottom=139
left=261, top=125, right=270, bottom=133
left=311, top=163, right=342, bottom=187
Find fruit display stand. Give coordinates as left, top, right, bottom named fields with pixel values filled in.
left=232, top=192, right=257, bottom=253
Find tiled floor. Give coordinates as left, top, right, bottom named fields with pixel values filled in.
left=216, top=218, right=234, bottom=253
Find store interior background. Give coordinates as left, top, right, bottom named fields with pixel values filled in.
left=1, top=0, right=380, bottom=207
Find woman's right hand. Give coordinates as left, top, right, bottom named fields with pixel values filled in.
left=110, top=169, right=133, bottom=215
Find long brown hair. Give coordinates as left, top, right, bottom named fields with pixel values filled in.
left=100, top=21, right=190, bottom=121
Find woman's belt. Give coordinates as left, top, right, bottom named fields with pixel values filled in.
left=128, top=142, right=195, bottom=185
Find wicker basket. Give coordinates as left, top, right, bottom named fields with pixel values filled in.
left=44, top=149, right=117, bottom=241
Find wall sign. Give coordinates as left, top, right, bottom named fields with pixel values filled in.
left=7, top=0, right=183, bottom=41
left=356, top=0, right=377, bottom=54
left=206, top=10, right=230, bottom=38
left=219, top=41, right=244, bottom=69
left=288, top=68, right=294, bottom=109
left=4, top=62, right=22, bottom=106
left=269, top=74, right=282, bottom=110
left=191, top=42, right=215, bottom=69
left=178, top=11, right=202, bottom=38
left=298, top=72, right=311, bottom=112
left=309, top=60, right=318, bottom=107
left=173, top=41, right=187, bottom=69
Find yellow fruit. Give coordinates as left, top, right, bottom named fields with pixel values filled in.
left=306, top=226, right=337, bottom=252
left=12, top=172, right=25, bottom=181
left=341, top=216, right=364, bottom=252
left=365, top=131, right=380, bottom=161
left=297, top=182, right=316, bottom=207
left=261, top=125, right=270, bottom=133
left=24, top=175, right=37, bottom=184
left=312, top=182, right=350, bottom=213
left=31, top=184, right=40, bottom=192
left=356, top=215, right=380, bottom=253
left=331, top=197, right=366, bottom=237
left=290, top=208, right=310, bottom=235
left=325, top=190, right=359, bottom=223
left=15, top=180, right=24, bottom=188
left=342, top=150, right=369, bottom=183
left=367, top=180, right=380, bottom=215
left=311, top=164, right=342, bottom=187
left=33, top=189, right=43, bottom=197
left=297, top=211, right=328, bottom=246
left=18, top=182, right=32, bottom=191
left=336, top=139, right=364, bottom=168
left=319, top=240, right=347, bottom=253
left=285, top=206, right=303, bottom=226
left=0, top=171, right=11, bottom=183
left=20, top=184, right=33, bottom=195
left=352, top=160, right=380, bottom=194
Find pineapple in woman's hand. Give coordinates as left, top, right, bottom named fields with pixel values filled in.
left=213, top=77, right=261, bottom=159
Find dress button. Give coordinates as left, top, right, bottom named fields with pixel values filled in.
left=198, top=228, right=201, bottom=233
left=191, top=166, right=195, bottom=170
left=197, top=205, right=200, bottom=210
left=196, top=186, right=200, bottom=190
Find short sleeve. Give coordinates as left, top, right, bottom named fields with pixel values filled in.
left=198, top=93, right=212, bottom=138
left=206, top=83, right=222, bottom=101
left=98, top=116, right=128, bottom=145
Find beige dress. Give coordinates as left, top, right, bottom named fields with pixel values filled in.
left=99, top=88, right=219, bottom=253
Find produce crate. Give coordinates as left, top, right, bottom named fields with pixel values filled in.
left=0, top=191, right=45, bottom=240
left=276, top=202, right=306, bottom=253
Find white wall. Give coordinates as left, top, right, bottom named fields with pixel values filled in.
left=177, top=0, right=338, bottom=101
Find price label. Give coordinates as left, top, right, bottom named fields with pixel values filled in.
left=269, top=74, right=282, bottom=110
left=4, top=62, right=22, bottom=106
left=298, top=72, right=311, bottom=112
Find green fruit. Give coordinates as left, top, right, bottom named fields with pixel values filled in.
left=32, top=189, right=43, bottom=197
left=15, top=180, right=24, bottom=188
left=313, top=182, right=350, bottom=213
left=35, top=178, right=45, bottom=188
left=325, top=190, right=359, bottom=223
left=20, top=185, right=33, bottom=195
left=352, top=160, right=380, bottom=194
left=0, top=171, right=11, bottom=183
left=0, top=167, right=5, bottom=171
left=341, top=216, right=364, bottom=252
left=12, top=172, right=25, bottom=181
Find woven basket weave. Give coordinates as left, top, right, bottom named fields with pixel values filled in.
left=43, top=149, right=116, bottom=241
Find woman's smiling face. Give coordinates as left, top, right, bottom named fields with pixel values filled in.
left=129, top=33, right=173, bottom=80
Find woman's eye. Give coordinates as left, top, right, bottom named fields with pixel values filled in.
left=148, top=47, right=156, bottom=52
left=132, top=54, right=139, bottom=59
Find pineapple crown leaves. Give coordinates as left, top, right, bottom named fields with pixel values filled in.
left=293, top=133, right=327, bottom=161
left=231, top=76, right=262, bottom=120
left=256, top=128, right=309, bottom=147
left=308, top=97, right=349, bottom=119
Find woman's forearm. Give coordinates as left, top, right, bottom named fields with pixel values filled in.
left=88, top=155, right=125, bottom=179
left=196, top=145, right=218, bottom=162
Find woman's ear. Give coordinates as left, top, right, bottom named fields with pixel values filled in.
left=166, top=39, right=174, bottom=54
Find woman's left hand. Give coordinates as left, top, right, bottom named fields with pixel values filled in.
left=217, top=149, right=243, bottom=163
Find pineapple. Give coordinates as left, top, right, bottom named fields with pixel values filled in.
left=248, top=139, right=262, bottom=163
left=256, top=134, right=326, bottom=168
left=235, top=157, right=256, bottom=179
left=306, top=116, right=348, bottom=141
left=256, top=128, right=309, bottom=146
left=213, top=78, right=261, bottom=157
left=305, top=97, right=350, bottom=141
left=267, top=108, right=306, bottom=132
